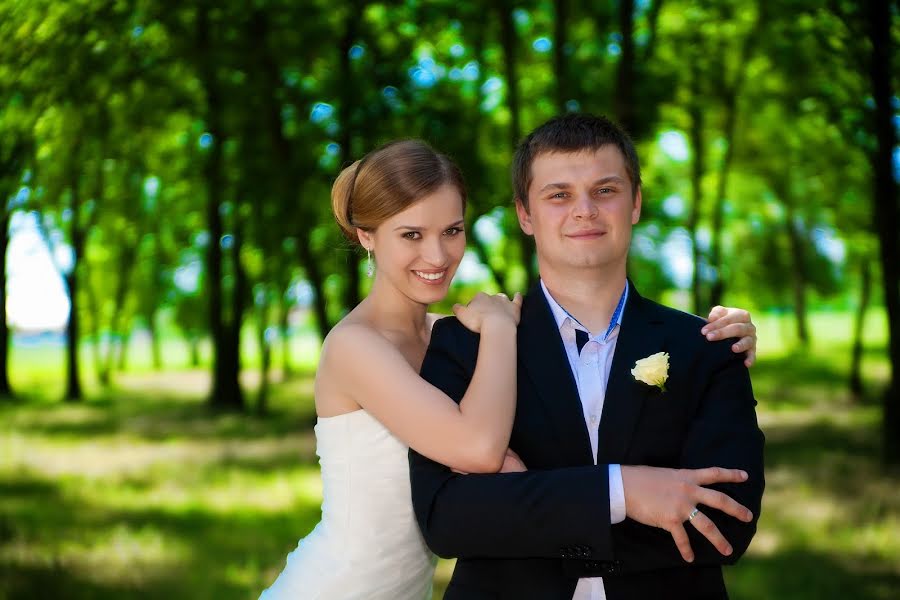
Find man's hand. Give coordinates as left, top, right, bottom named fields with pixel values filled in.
left=621, top=466, right=754, bottom=563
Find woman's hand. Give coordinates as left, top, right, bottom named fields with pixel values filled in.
left=701, top=306, right=758, bottom=368
left=499, top=448, right=527, bottom=473
left=454, top=292, right=523, bottom=333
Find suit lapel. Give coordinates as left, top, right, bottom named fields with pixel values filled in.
left=518, top=284, right=593, bottom=465
left=597, top=283, right=666, bottom=463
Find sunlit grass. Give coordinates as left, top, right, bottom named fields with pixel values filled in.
left=1, top=309, right=898, bottom=599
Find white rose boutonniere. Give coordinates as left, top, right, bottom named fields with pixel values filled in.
left=631, top=352, right=669, bottom=392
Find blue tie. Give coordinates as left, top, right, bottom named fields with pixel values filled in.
left=575, top=329, right=589, bottom=354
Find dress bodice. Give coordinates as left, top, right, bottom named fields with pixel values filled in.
left=260, top=409, right=436, bottom=600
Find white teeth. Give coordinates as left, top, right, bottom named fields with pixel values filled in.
left=414, top=271, right=445, bottom=281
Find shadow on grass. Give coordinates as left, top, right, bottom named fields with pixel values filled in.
left=0, top=471, right=323, bottom=600
left=1, top=377, right=318, bottom=443
left=764, top=417, right=879, bottom=469
left=728, top=546, right=900, bottom=600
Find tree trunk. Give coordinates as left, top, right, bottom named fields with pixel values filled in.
left=298, top=237, right=332, bottom=342
left=553, top=0, right=569, bottom=113
left=63, top=159, right=86, bottom=402
left=783, top=196, right=810, bottom=347
left=849, top=258, right=871, bottom=402
left=642, top=0, right=665, bottom=62
left=707, top=7, right=761, bottom=309
left=0, top=207, right=11, bottom=397
left=338, top=1, right=363, bottom=312
left=614, top=0, right=636, bottom=135
left=497, top=1, right=536, bottom=287
left=256, top=306, right=271, bottom=415
left=687, top=62, right=706, bottom=316
left=707, top=88, right=738, bottom=309
left=464, top=22, right=511, bottom=293
left=64, top=269, right=83, bottom=402
left=147, top=306, right=163, bottom=370
left=198, top=4, right=242, bottom=411
left=470, top=232, right=507, bottom=291
left=104, top=243, right=137, bottom=378
left=865, top=0, right=900, bottom=465
left=222, top=220, right=247, bottom=411
left=117, top=327, right=130, bottom=372
left=278, top=292, right=293, bottom=378
left=189, top=337, right=200, bottom=368
left=84, top=269, right=108, bottom=386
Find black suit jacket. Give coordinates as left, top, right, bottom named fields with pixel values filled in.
left=409, top=283, right=765, bottom=600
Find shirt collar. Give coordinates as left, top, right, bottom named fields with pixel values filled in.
left=540, top=279, right=629, bottom=342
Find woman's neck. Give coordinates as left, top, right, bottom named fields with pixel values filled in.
left=361, top=278, right=429, bottom=341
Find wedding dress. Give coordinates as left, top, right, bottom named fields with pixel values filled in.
left=260, top=409, right=436, bottom=600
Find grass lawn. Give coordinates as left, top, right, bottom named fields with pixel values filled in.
left=1, top=309, right=898, bottom=599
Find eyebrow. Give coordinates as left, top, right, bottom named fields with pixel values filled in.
left=538, top=176, right=625, bottom=193
left=393, top=219, right=465, bottom=231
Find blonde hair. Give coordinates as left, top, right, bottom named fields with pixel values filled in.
left=331, top=139, right=466, bottom=244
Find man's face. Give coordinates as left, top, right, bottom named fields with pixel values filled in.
left=516, top=147, right=641, bottom=277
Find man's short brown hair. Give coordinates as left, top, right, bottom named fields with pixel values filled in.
left=512, top=113, right=642, bottom=210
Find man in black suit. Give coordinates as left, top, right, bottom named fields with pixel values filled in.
left=409, top=113, right=765, bottom=600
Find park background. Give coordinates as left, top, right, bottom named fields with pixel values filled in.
left=1, top=0, right=898, bottom=598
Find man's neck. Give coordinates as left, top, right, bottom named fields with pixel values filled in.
left=540, top=265, right=628, bottom=334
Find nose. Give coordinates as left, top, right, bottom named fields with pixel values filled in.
left=422, top=235, right=449, bottom=266
left=572, top=190, right=598, bottom=220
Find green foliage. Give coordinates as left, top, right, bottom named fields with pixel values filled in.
left=3, top=0, right=889, bottom=346
left=0, top=0, right=895, bottom=408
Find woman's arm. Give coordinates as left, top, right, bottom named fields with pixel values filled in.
left=323, top=293, right=520, bottom=473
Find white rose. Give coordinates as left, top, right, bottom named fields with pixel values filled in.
left=631, top=352, right=669, bottom=391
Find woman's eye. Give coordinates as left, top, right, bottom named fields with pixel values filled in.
left=403, top=231, right=420, bottom=240
left=444, top=227, right=463, bottom=236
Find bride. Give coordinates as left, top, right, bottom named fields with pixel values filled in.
left=259, top=139, right=758, bottom=599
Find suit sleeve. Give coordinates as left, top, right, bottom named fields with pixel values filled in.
left=409, top=318, right=615, bottom=560
left=611, top=341, right=765, bottom=573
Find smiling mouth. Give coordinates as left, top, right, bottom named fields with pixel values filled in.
left=413, top=270, right=447, bottom=284
left=568, top=231, right=607, bottom=239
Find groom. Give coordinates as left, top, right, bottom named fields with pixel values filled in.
left=409, top=113, right=765, bottom=599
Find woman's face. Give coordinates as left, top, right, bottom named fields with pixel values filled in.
left=359, top=184, right=466, bottom=306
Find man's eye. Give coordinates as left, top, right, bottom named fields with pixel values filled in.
left=551, top=192, right=567, bottom=199
left=597, top=187, right=613, bottom=195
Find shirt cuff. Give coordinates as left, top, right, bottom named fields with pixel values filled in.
left=608, top=464, right=626, bottom=524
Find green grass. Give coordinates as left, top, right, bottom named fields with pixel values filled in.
left=1, top=309, right=899, bottom=599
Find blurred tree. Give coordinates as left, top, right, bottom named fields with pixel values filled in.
left=860, top=0, right=900, bottom=465
left=0, top=62, right=34, bottom=396
left=0, top=136, right=31, bottom=399
left=659, top=0, right=763, bottom=313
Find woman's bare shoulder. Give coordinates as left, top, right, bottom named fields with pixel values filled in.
left=322, top=318, right=385, bottom=356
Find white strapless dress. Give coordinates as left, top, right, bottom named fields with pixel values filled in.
left=260, top=409, right=437, bottom=600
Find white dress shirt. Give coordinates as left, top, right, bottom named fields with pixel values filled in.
left=540, top=280, right=628, bottom=600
